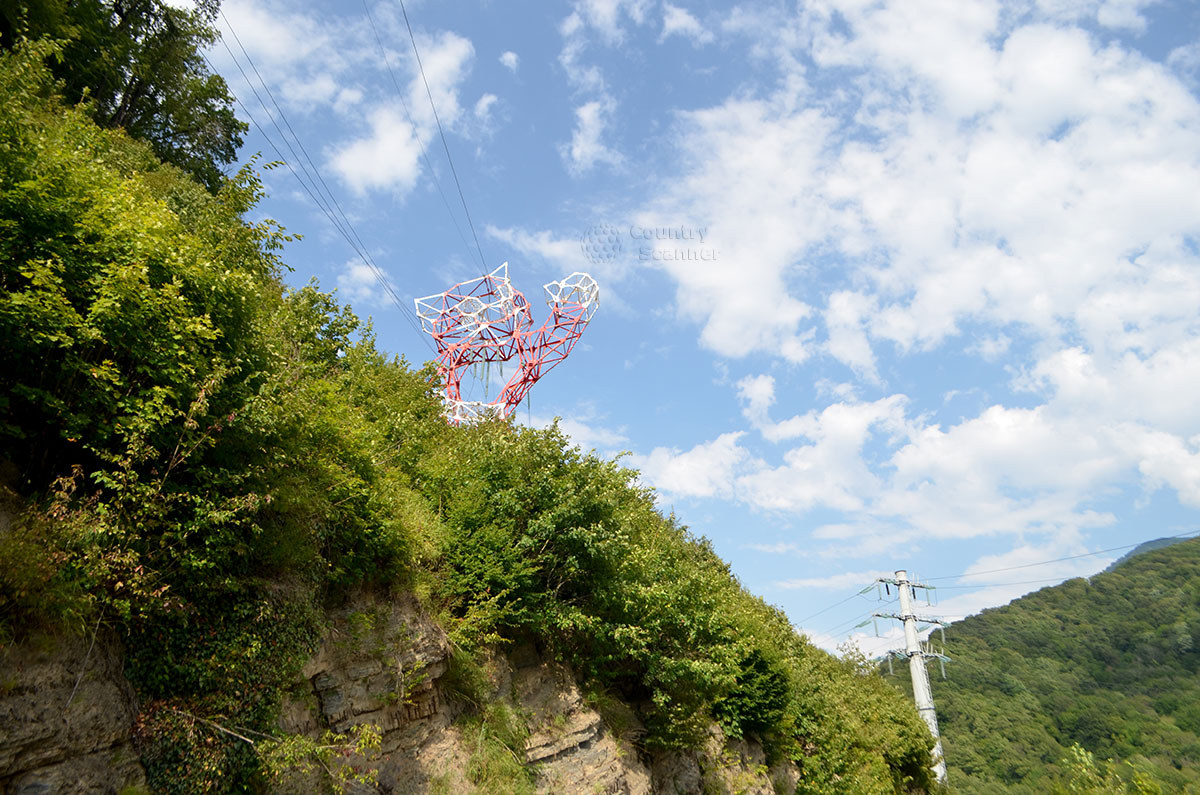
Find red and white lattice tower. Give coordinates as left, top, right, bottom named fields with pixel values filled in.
left=415, top=263, right=599, bottom=424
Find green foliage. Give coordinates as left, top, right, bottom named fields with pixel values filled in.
left=1, top=0, right=246, bottom=191
left=895, top=540, right=1200, bottom=793
left=259, top=723, right=383, bottom=794
left=0, top=42, right=938, bottom=794
left=462, top=701, right=534, bottom=795
left=1051, top=744, right=1164, bottom=794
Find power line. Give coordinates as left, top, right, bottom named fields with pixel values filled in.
left=220, top=11, right=389, bottom=286
left=208, top=24, right=433, bottom=353
left=796, top=588, right=872, bottom=625
left=927, top=530, right=1200, bottom=581
left=360, top=0, right=480, bottom=274
left=816, top=604, right=892, bottom=639
left=935, top=576, right=1087, bottom=590
left=396, top=0, right=489, bottom=272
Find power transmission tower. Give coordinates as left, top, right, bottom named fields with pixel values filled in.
left=874, top=570, right=949, bottom=785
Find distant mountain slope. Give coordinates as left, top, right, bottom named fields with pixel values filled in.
left=1104, top=535, right=1191, bottom=573
left=906, top=538, right=1200, bottom=793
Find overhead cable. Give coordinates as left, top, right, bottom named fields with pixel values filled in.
left=396, top=0, right=489, bottom=272
left=361, top=0, right=481, bottom=274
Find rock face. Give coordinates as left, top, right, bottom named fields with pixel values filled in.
left=0, top=594, right=797, bottom=794
left=0, top=629, right=145, bottom=795
left=511, top=647, right=653, bottom=794
left=274, top=595, right=796, bottom=795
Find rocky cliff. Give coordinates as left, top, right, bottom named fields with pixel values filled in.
left=0, top=629, right=144, bottom=794
left=0, top=593, right=798, bottom=794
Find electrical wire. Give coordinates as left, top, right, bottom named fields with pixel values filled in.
left=207, top=27, right=433, bottom=353
left=360, top=0, right=481, bottom=274
left=396, top=0, right=489, bottom=273
left=935, top=576, right=1086, bottom=590
left=796, top=589, right=871, bottom=625
left=926, top=529, right=1200, bottom=581
left=802, top=530, right=1200, bottom=648
left=815, top=603, right=892, bottom=639
left=219, top=10, right=406, bottom=307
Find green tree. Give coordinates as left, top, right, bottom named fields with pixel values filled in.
left=1053, top=744, right=1163, bottom=795
left=1, top=0, right=245, bottom=190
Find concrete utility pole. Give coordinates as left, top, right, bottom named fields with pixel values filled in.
left=875, top=570, right=948, bottom=785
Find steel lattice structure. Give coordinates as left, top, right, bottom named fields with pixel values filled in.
left=415, top=263, right=599, bottom=424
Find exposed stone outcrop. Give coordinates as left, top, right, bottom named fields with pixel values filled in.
left=0, top=629, right=145, bottom=795
left=511, top=647, right=652, bottom=795
left=274, top=595, right=795, bottom=794
left=0, top=593, right=798, bottom=794
left=650, top=726, right=799, bottom=795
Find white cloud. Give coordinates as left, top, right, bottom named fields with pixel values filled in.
left=215, top=0, right=362, bottom=115
left=1095, top=0, right=1159, bottom=31
left=824, top=291, right=879, bottom=382
left=486, top=226, right=591, bottom=272
left=744, top=540, right=804, bottom=555
left=403, top=31, right=475, bottom=131
left=643, top=1, right=1200, bottom=367
left=327, top=29, right=476, bottom=194
left=329, top=107, right=424, bottom=194
left=220, top=0, right=326, bottom=68
left=574, top=0, right=652, bottom=44
left=968, top=334, right=1011, bottom=361
left=474, top=93, right=498, bottom=122
left=558, top=13, right=606, bottom=92
left=736, top=396, right=912, bottom=512
left=776, top=570, right=889, bottom=590
left=335, top=259, right=393, bottom=309
left=660, top=3, right=715, bottom=45
left=630, top=432, right=753, bottom=501
left=528, top=412, right=629, bottom=453
left=561, top=98, right=623, bottom=174
left=639, top=98, right=832, bottom=362
left=499, top=50, right=519, bottom=72
left=558, top=0, right=654, bottom=93
left=620, top=0, right=1200, bottom=549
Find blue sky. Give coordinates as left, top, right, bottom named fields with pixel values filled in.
left=205, top=0, right=1200, bottom=655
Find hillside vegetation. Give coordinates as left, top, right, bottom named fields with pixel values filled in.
left=915, top=538, right=1200, bottom=793
left=0, top=36, right=937, bottom=795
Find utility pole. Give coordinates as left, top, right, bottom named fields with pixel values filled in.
left=875, top=570, right=949, bottom=785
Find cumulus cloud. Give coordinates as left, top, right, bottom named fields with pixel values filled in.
left=660, top=3, right=714, bottom=44
left=327, top=30, right=476, bottom=193
left=329, top=108, right=424, bottom=194
left=624, top=0, right=1200, bottom=555
left=335, top=259, right=393, bottom=309
left=630, top=432, right=754, bottom=501
left=499, top=50, right=519, bottom=72
left=561, top=98, right=623, bottom=174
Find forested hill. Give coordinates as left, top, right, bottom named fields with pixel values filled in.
left=0, top=12, right=937, bottom=793
left=925, top=537, right=1200, bottom=793
left=1104, top=536, right=1190, bottom=573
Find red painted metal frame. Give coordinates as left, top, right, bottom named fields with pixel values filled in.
left=415, top=263, right=598, bottom=424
